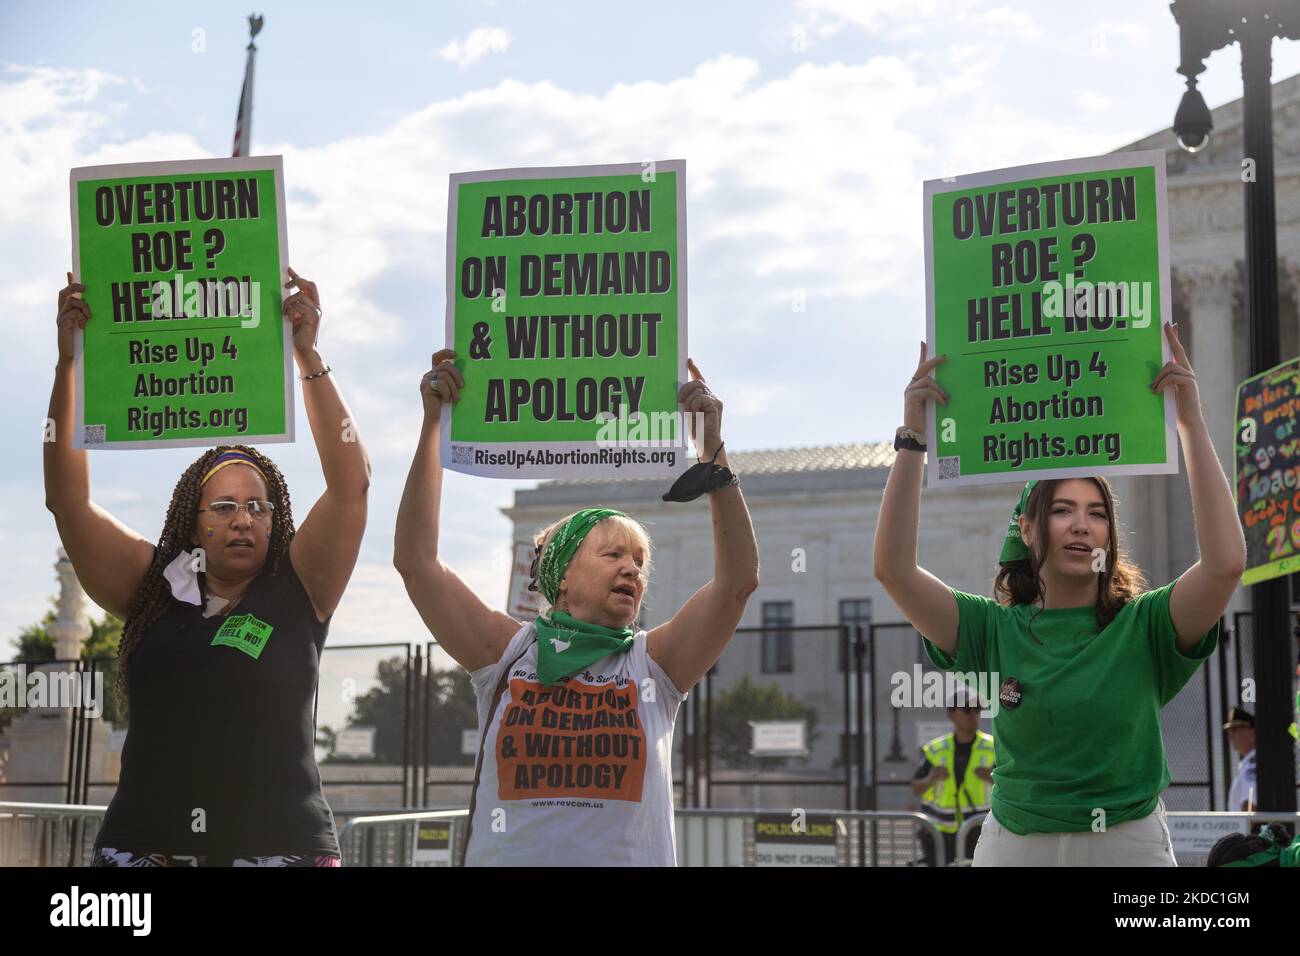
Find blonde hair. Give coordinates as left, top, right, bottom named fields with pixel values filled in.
left=534, top=511, right=653, bottom=610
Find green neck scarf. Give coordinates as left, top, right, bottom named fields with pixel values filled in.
left=535, top=610, right=636, bottom=687
left=1221, top=827, right=1300, bottom=867
left=533, top=508, right=636, bottom=686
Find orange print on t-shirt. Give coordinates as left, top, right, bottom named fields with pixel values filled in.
left=495, top=675, right=647, bottom=802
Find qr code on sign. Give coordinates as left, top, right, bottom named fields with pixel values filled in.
left=84, top=425, right=106, bottom=446
left=937, top=456, right=960, bottom=481
left=451, top=445, right=473, bottom=466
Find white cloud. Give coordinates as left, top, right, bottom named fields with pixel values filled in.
left=1088, top=21, right=1150, bottom=58
left=435, top=27, right=511, bottom=68
left=0, top=29, right=1196, bottom=645
left=795, top=0, right=1048, bottom=47
left=1075, top=90, right=1113, bottom=114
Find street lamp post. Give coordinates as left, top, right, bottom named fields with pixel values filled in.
left=1171, top=0, right=1300, bottom=814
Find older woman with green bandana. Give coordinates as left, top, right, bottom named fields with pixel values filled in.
left=394, top=349, right=759, bottom=866
left=874, top=323, right=1244, bottom=866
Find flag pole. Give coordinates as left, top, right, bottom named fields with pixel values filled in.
left=231, top=14, right=264, bottom=157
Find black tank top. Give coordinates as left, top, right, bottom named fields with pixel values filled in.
left=95, top=553, right=339, bottom=858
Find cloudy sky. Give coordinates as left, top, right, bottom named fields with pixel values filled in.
left=4, top=0, right=1298, bottom=653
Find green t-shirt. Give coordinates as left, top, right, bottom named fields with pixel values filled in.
left=923, top=579, right=1218, bottom=835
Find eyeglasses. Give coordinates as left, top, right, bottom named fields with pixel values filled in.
left=198, top=499, right=275, bottom=520
left=947, top=706, right=980, bottom=714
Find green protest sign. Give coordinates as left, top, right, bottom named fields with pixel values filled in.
left=70, top=157, right=292, bottom=450
left=442, top=161, right=689, bottom=479
left=1234, top=358, right=1300, bottom=586
left=923, top=151, right=1176, bottom=488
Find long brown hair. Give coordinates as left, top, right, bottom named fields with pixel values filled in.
left=115, top=445, right=295, bottom=704
left=993, top=476, right=1146, bottom=631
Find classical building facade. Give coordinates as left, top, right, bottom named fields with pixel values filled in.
left=1111, top=72, right=1300, bottom=596
left=503, top=75, right=1300, bottom=811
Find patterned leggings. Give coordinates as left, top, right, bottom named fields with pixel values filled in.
left=93, top=846, right=341, bottom=867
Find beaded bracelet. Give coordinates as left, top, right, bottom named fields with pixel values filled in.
left=302, top=365, right=332, bottom=381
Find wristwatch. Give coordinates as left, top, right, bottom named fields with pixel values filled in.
left=894, top=426, right=927, bottom=452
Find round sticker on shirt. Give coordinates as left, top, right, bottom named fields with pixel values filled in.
left=999, top=677, right=1023, bottom=710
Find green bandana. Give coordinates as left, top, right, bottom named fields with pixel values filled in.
left=533, top=508, right=636, bottom=686
left=998, top=480, right=1038, bottom=565
left=535, top=610, right=636, bottom=687
left=537, top=508, right=627, bottom=605
left=1221, top=827, right=1300, bottom=867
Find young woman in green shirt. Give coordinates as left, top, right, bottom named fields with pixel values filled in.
left=874, top=322, right=1245, bottom=866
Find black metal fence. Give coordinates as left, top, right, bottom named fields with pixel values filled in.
left=680, top=624, right=858, bottom=811
left=4, top=615, right=1293, bottom=818
left=0, top=656, right=115, bottom=805
left=1217, top=612, right=1300, bottom=808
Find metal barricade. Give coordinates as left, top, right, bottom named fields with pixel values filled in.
left=336, top=807, right=948, bottom=866
left=675, top=809, right=748, bottom=866
left=58, top=800, right=1300, bottom=867
left=0, top=801, right=107, bottom=867
left=955, top=810, right=1300, bottom=866
left=676, top=808, right=947, bottom=867
left=337, top=809, right=469, bottom=867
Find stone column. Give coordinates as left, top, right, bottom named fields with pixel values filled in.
left=1179, top=265, right=1240, bottom=473
left=1, top=551, right=93, bottom=800
left=1179, top=264, right=1247, bottom=617
left=48, top=548, right=92, bottom=662
left=1284, top=257, right=1300, bottom=354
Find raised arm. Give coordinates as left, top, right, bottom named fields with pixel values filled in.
left=647, top=359, right=760, bottom=693
left=44, top=274, right=154, bottom=620
left=393, top=349, right=520, bottom=672
left=282, top=269, right=371, bottom=623
left=1158, top=322, right=1246, bottom=652
left=872, top=342, right=962, bottom=656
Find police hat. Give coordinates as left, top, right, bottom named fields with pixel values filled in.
left=1222, top=706, right=1255, bottom=731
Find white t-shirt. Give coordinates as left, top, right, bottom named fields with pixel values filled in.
left=463, top=621, right=685, bottom=867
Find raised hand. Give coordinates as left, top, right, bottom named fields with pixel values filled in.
left=282, top=267, right=322, bottom=354
left=57, top=271, right=90, bottom=361
left=1152, top=322, right=1201, bottom=428
left=421, top=348, right=464, bottom=417
left=677, top=357, right=723, bottom=458
left=904, top=341, right=948, bottom=435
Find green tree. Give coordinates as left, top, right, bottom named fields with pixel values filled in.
left=342, top=656, right=409, bottom=763
left=424, top=666, right=478, bottom=767
left=710, top=675, right=820, bottom=769
left=336, top=656, right=479, bottom=766
left=315, top=723, right=337, bottom=755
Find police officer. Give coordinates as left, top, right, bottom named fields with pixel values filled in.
left=911, top=687, right=995, bottom=865
left=1223, top=705, right=1256, bottom=812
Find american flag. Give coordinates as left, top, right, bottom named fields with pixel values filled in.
left=231, top=15, right=263, bottom=157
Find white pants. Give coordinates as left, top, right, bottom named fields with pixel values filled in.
left=972, top=801, right=1176, bottom=867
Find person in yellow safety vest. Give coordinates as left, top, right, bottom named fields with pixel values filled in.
left=911, top=688, right=995, bottom=866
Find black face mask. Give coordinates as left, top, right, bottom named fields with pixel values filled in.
left=661, top=443, right=737, bottom=503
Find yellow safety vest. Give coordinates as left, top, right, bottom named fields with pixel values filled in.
left=919, top=731, right=995, bottom=834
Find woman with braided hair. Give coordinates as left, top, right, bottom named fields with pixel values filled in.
left=46, top=269, right=370, bottom=867
left=394, top=349, right=758, bottom=866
